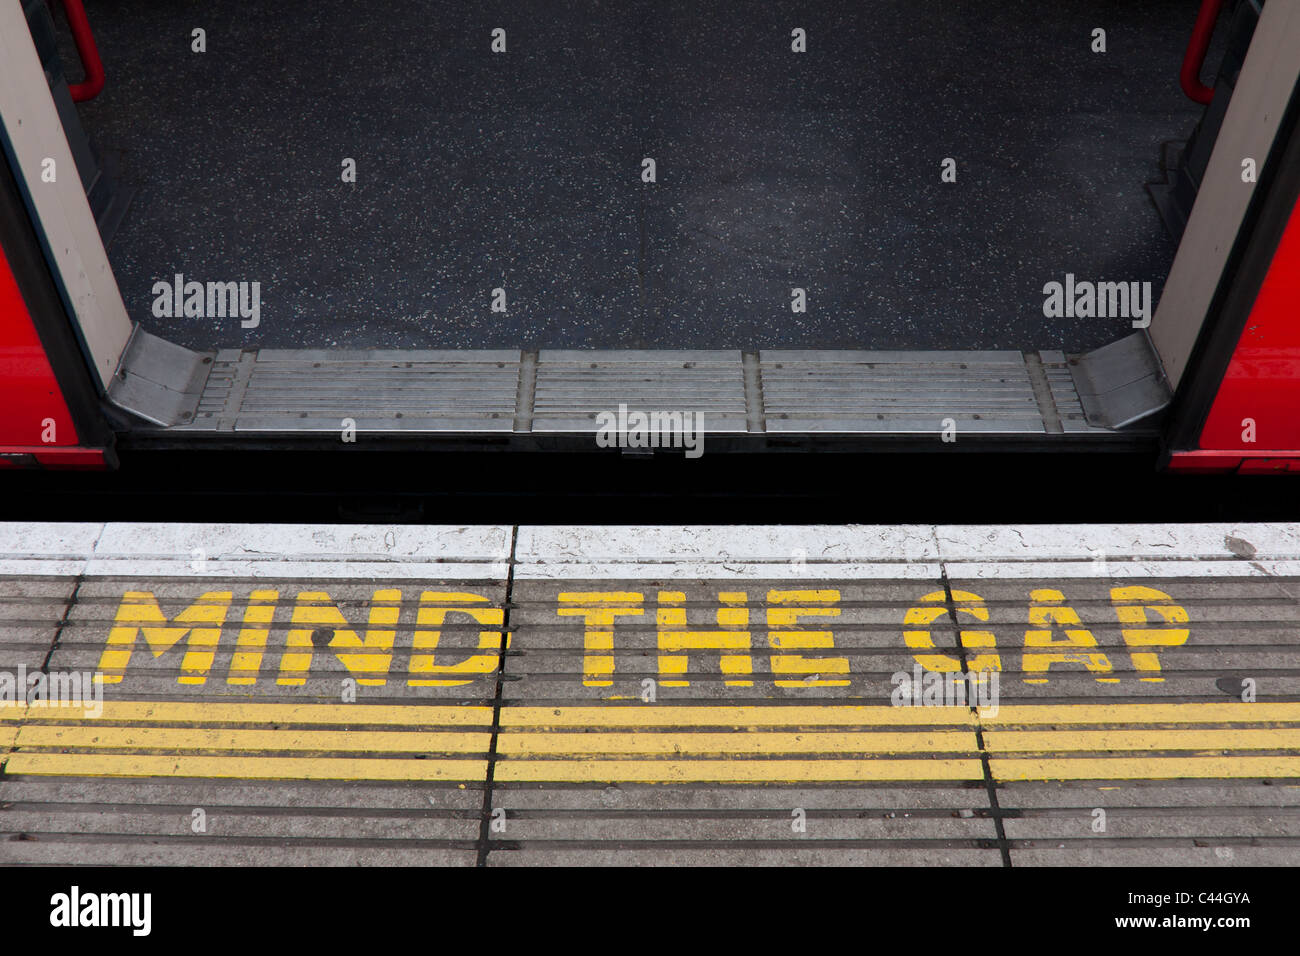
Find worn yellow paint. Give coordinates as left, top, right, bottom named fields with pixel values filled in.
left=16, top=724, right=491, bottom=754
left=4, top=752, right=488, bottom=781
left=494, top=758, right=985, bottom=783
left=4, top=699, right=1297, bottom=783
left=992, top=756, right=1300, bottom=781
left=410, top=592, right=505, bottom=686
left=93, top=585, right=1194, bottom=690
left=499, top=705, right=977, bottom=728
left=1110, top=586, right=1191, bottom=681
left=985, top=729, right=1300, bottom=752
left=1022, top=589, right=1112, bottom=683
left=10, top=700, right=494, bottom=726
left=556, top=592, right=644, bottom=687
left=498, top=730, right=978, bottom=756
left=978, top=702, right=1300, bottom=724
left=278, top=589, right=401, bottom=686
left=899, top=586, right=1194, bottom=685
left=657, top=590, right=753, bottom=687
left=767, top=590, right=850, bottom=687
left=98, top=590, right=232, bottom=684
left=227, top=589, right=278, bottom=685
left=103, top=587, right=506, bottom=687
left=903, top=590, right=1000, bottom=673
left=8, top=701, right=1298, bottom=729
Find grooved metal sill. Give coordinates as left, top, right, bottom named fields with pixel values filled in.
left=163, top=348, right=1143, bottom=440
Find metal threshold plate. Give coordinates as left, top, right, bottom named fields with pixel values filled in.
left=107, top=328, right=213, bottom=427
left=176, top=350, right=523, bottom=433
left=167, top=348, right=1131, bottom=438
left=1068, top=333, right=1173, bottom=429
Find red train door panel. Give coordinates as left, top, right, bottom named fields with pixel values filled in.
left=0, top=216, right=106, bottom=469
left=1196, top=191, right=1300, bottom=471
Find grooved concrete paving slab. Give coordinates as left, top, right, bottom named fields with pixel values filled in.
left=1, top=523, right=1297, bottom=865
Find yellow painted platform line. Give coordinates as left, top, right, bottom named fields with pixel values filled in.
left=494, top=705, right=985, bottom=783
left=978, top=703, right=1300, bottom=781
left=990, top=756, right=1300, bottom=781
left=2, top=700, right=495, bottom=726
left=2, top=700, right=495, bottom=781
left=985, top=729, right=1300, bottom=752
left=4, top=752, right=488, bottom=781
left=17, top=724, right=492, bottom=754
left=1, top=700, right=1297, bottom=783
left=493, top=758, right=984, bottom=784
left=497, top=730, right=977, bottom=757
left=500, top=705, right=977, bottom=728
left=978, top=703, right=1300, bottom=725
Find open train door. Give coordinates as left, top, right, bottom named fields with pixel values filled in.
left=0, top=0, right=1297, bottom=471
left=1150, top=0, right=1300, bottom=472
left=0, top=0, right=127, bottom=468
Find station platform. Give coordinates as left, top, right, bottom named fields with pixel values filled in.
left=1, top=522, right=1298, bottom=866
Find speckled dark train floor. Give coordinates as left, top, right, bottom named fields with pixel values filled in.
left=68, top=0, right=1213, bottom=352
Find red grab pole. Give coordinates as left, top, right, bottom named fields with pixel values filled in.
left=1180, top=0, right=1224, bottom=105
left=59, top=0, right=105, bottom=102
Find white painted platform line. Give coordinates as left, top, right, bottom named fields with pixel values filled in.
left=0, top=523, right=513, bottom=579
left=515, top=525, right=1300, bottom=579
left=935, top=524, right=1300, bottom=578
left=0, top=523, right=1297, bottom=579
left=0, top=523, right=104, bottom=577
left=514, top=525, right=942, bottom=579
